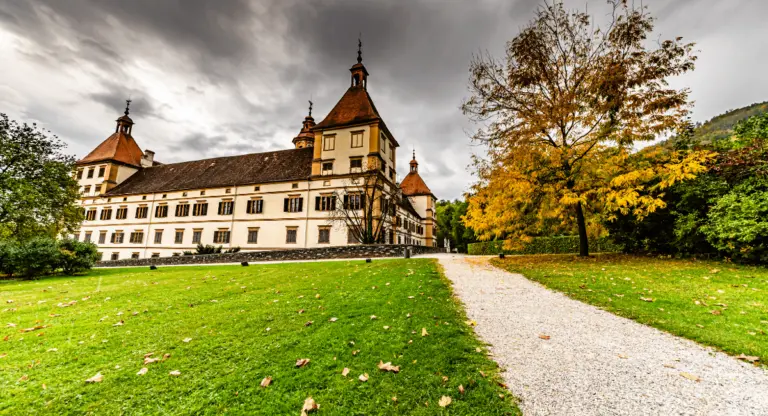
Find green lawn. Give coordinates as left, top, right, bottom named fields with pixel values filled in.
left=0, top=259, right=517, bottom=415
left=493, top=254, right=768, bottom=363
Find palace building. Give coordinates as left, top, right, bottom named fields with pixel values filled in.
left=72, top=45, right=438, bottom=260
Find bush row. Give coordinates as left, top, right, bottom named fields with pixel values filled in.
left=467, top=236, right=622, bottom=255
left=0, top=238, right=99, bottom=279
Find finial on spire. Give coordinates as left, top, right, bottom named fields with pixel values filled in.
left=308, top=99, right=313, bottom=117
left=357, top=36, right=362, bottom=64
left=124, top=99, right=132, bottom=116
left=412, top=148, right=416, bottom=160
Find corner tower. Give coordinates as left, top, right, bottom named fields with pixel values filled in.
left=292, top=101, right=316, bottom=149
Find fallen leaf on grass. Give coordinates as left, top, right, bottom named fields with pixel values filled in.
left=6, top=323, right=16, bottom=328
left=298, top=309, right=305, bottom=314
left=370, top=315, right=378, bottom=320
left=736, top=354, right=760, bottom=363
left=680, top=372, right=700, bottom=382
left=438, top=396, right=452, bottom=407
left=85, top=373, right=103, bottom=383
left=137, top=368, right=148, bottom=376
left=458, top=385, right=465, bottom=394
left=479, top=371, right=486, bottom=378
left=21, top=325, right=46, bottom=333
left=539, top=334, right=551, bottom=340
left=358, top=373, right=369, bottom=382
left=47, top=348, right=57, bottom=352
left=465, top=320, right=477, bottom=327
left=301, top=397, right=319, bottom=415
left=260, top=376, right=272, bottom=387
left=383, top=326, right=390, bottom=330
left=639, top=297, right=654, bottom=302
left=329, top=317, right=338, bottom=322
left=710, top=310, right=722, bottom=316
left=162, top=353, right=171, bottom=361
left=304, top=321, right=313, bottom=327
left=296, top=358, right=310, bottom=368
left=421, top=328, right=428, bottom=337
left=183, top=338, right=192, bottom=343
left=169, top=370, right=181, bottom=376
left=0, top=353, right=6, bottom=358
left=19, top=374, right=28, bottom=382
left=113, top=321, right=124, bottom=327
left=144, top=357, right=160, bottom=365
left=378, top=361, right=400, bottom=373
left=341, top=368, right=350, bottom=377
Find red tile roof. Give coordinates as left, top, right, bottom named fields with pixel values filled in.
left=105, top=147, right=314, bottom=196
left=77, top=130, right=144, bottom=167
left=400, top=171, right=433, bottom=196
left=313, top=86, right=381, bottom=130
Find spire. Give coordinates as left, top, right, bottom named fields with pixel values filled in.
left=357, top=37, right=363, bottom=64
left=350, top=37, right=369, bottom=89
left=124, top=99, right=132, bottom=116
left=115, top=98, right=134, bottom=134
left=410, top=149, right=418, bottom=172
left=308, top=99, right=313, bottom=117
left=293, top=99, right=316, bottom=149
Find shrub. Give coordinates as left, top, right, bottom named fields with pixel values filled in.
left=58, top=239, right=99, bottom=274
left=0, top=240, right=18, bottom=276
left=702, top=178, right=768, bottom=263
left=195, top=244, right=223, bottom=255
left=14, top=237, right=61, bottom=278
left=467, top=236, right=621, bottom=255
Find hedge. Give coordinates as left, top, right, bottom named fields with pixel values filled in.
left=0, top=237, right=99, bottom=279
left=467, top=236, right=622, bottom=255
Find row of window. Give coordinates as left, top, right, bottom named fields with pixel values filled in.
left=79, top=226, right=363, bottom=246
left=76, top=165, right=106, bottom=180
left=84, top=195, right=370, bottom=221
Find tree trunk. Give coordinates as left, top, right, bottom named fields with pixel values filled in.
left=575, top=201, right=589, bottom=257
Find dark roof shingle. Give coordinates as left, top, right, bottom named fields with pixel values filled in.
left=106, top=147, right=313, bottom=196
left=313, top=86, right=381, bottom=130
left=77, top=131, right=144, bottom=167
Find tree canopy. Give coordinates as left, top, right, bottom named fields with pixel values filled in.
left=0, top=113, right=82, bottom=240
left=461, top=0, right=709, bottom=256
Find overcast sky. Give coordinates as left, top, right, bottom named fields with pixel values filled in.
left=1, top=0, right=766, bottom=200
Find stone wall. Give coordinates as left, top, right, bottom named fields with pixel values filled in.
left=95, top=245, right=445, bottom=268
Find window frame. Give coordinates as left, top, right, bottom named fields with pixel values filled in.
left=323, top=135, right=335, bottom=151
left=111, top=231, right=124, bottom=244
left=175, top=203, right=190, bottom=217
left=98, top=231, right=107, bottom=244
left=318, top=227, right=331, bottom=244
left=217, top=200, right=234, bottom=216
left=213, top=230, right=231, bottom=244
left=350, top=131, right=364, bottom=148
left=155, top=204, right=169, bottom=218
left=174, top=229, right=184, bottom=244
left=100, top=208, right=113, bottom=221
left=192, top=229, right=203, bottom=244
left=286, top=227, right=298, bottom=244
left=315, top=195, right=336, bottom=211
left=247, top=228, right=259, bottom=244
left=192, top=202, right=208, bottom=216
left=135, top=206, right=149, bottom=219
left=246, top=199, right=263, bottom=214
left=129, top=230, right=144, bottom=244
left=154, top=230, right=163, bottom=244
left=115, top=207, right=128, bottom=220
left=284, top=196, right=303, bottom=213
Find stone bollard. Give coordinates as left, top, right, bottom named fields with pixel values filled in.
left=499, top=253, right=505, bottom=259
left=404, top=248, right=410, bottom=259
left=149, top=265, right=158, bottom=270
left=241, top=261, right=249, bottom=267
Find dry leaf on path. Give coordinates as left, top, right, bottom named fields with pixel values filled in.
left=377, top=361, right=400, bottom=373
left=301, top=397, right=319, bottom=415
left=85, top=373, right=103, bottom=383
left=296, top=358, right=310, bottom=368
left=137, top=367, right=148, bottom=376
left=438, top=396, right=452, bottom=407
left=260, top=376, right=272, bottom=387
left=680, top=372, right=701, bottom=382
left=736, top=354, right=760, bottom=363
left=539, top=334, right=551, bottom=340
left=358, top=373, right=369, bottom=382
left=341, top=367, right=350, bottom=377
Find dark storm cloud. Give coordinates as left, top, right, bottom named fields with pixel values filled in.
left=2, top=0, right=767, bottom=199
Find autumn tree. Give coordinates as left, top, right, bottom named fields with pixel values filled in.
left=328, top=168, right=395, bottom=244
left=462, top=0, right=706, bottom=256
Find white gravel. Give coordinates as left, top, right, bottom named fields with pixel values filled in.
left=431, top=254, right=768, bottom=416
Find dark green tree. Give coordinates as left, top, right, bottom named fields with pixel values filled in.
left=436, top=200, right=476, bottom=253
left=0, top=113, right=82, bottom=240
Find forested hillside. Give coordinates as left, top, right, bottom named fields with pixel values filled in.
left=691, top=101, right=768, bottom=143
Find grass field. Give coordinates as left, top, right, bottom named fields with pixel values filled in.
left=0, top=259, right=518, bottom=415
left=493, top=254, right=768, bottom=363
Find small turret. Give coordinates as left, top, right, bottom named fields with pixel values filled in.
left=292, top=100, right=316, bottom=149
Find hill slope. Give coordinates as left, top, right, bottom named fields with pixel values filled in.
left=690, top=101, right=768, bottom=144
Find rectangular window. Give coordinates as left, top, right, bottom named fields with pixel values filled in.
left=380, top=132, right=386, bottom=154
left=322, top=161, right=333, bottom=175
left=111, top=252, right=119, bottom=261
left=348, top=229, right=360, bottom=244
left=246, top=199, right=263, bottom=214
left=87, top=168, right=95, bottom=179
left=217, top=200, right=234, bottom=215
left=83, top=185, right=91, bottom=195
left=350, top=157, right=363, bottom=172
left=283, top=196, right=303, bottom=213
left=98, top=166, right=105, bottom=177
left=154, top=230, right=163, bottom=244
left=111, top=231, right=124, bottom=244
left=389, top=167, right=395, bottom=181
left=73, top=232, right=80, bottom=241
left=131, top=253, right=140, bottom=259
left=151, top=253, right=160, bottom=258
left=135, top=206, right=148, bottom=219
left=247, top=228, right=259, bottom=244
left=192, top=229, right=202, bottom=244
left=315, top=195, right=336, bottom=211
left=292, top=183, right=299, bottom=189
left=193, top=202, right=208, bottom=216
left=155, top=204, right=168, bottom=218
left=344, top=194, right=363, bottom=210
left=390, top=144, right=394, bottom=161
left=129, top=231, right=144, bottom=244
left=86, top=209, right=97, bottom=221
left=323, top=135, right=335, bottom=151
left=116, top=207, right=128, bottom=220
left=213, top=230, right=230, bottom=244
left=98, top=231, right=107, bottom=244
left=175, top=203, right=190, bottom=217
left=286, top=228, right=297, bottom=244
left=318, top=227, right=330, bottom=244
left=76, top=169, right=83, bottom=180
left=100, top=208, right=113, bottom=221
left=174, top=229, right=184, bottom=244
left=84, top=231, right=92, bottom=242
left=351, top=131, right=363, bottom=148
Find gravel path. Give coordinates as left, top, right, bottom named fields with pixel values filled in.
left=432, top=254, right=768, bottom=416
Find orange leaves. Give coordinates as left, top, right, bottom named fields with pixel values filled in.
left=377, top=361, right=400, bottom=373
left=301, top=397, right=319, bottom=415
left=260, top=376, right=272, bottom=387
left=539, top=334, right=551, bottom=340
left=296, top=358, right=310, bottom=368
